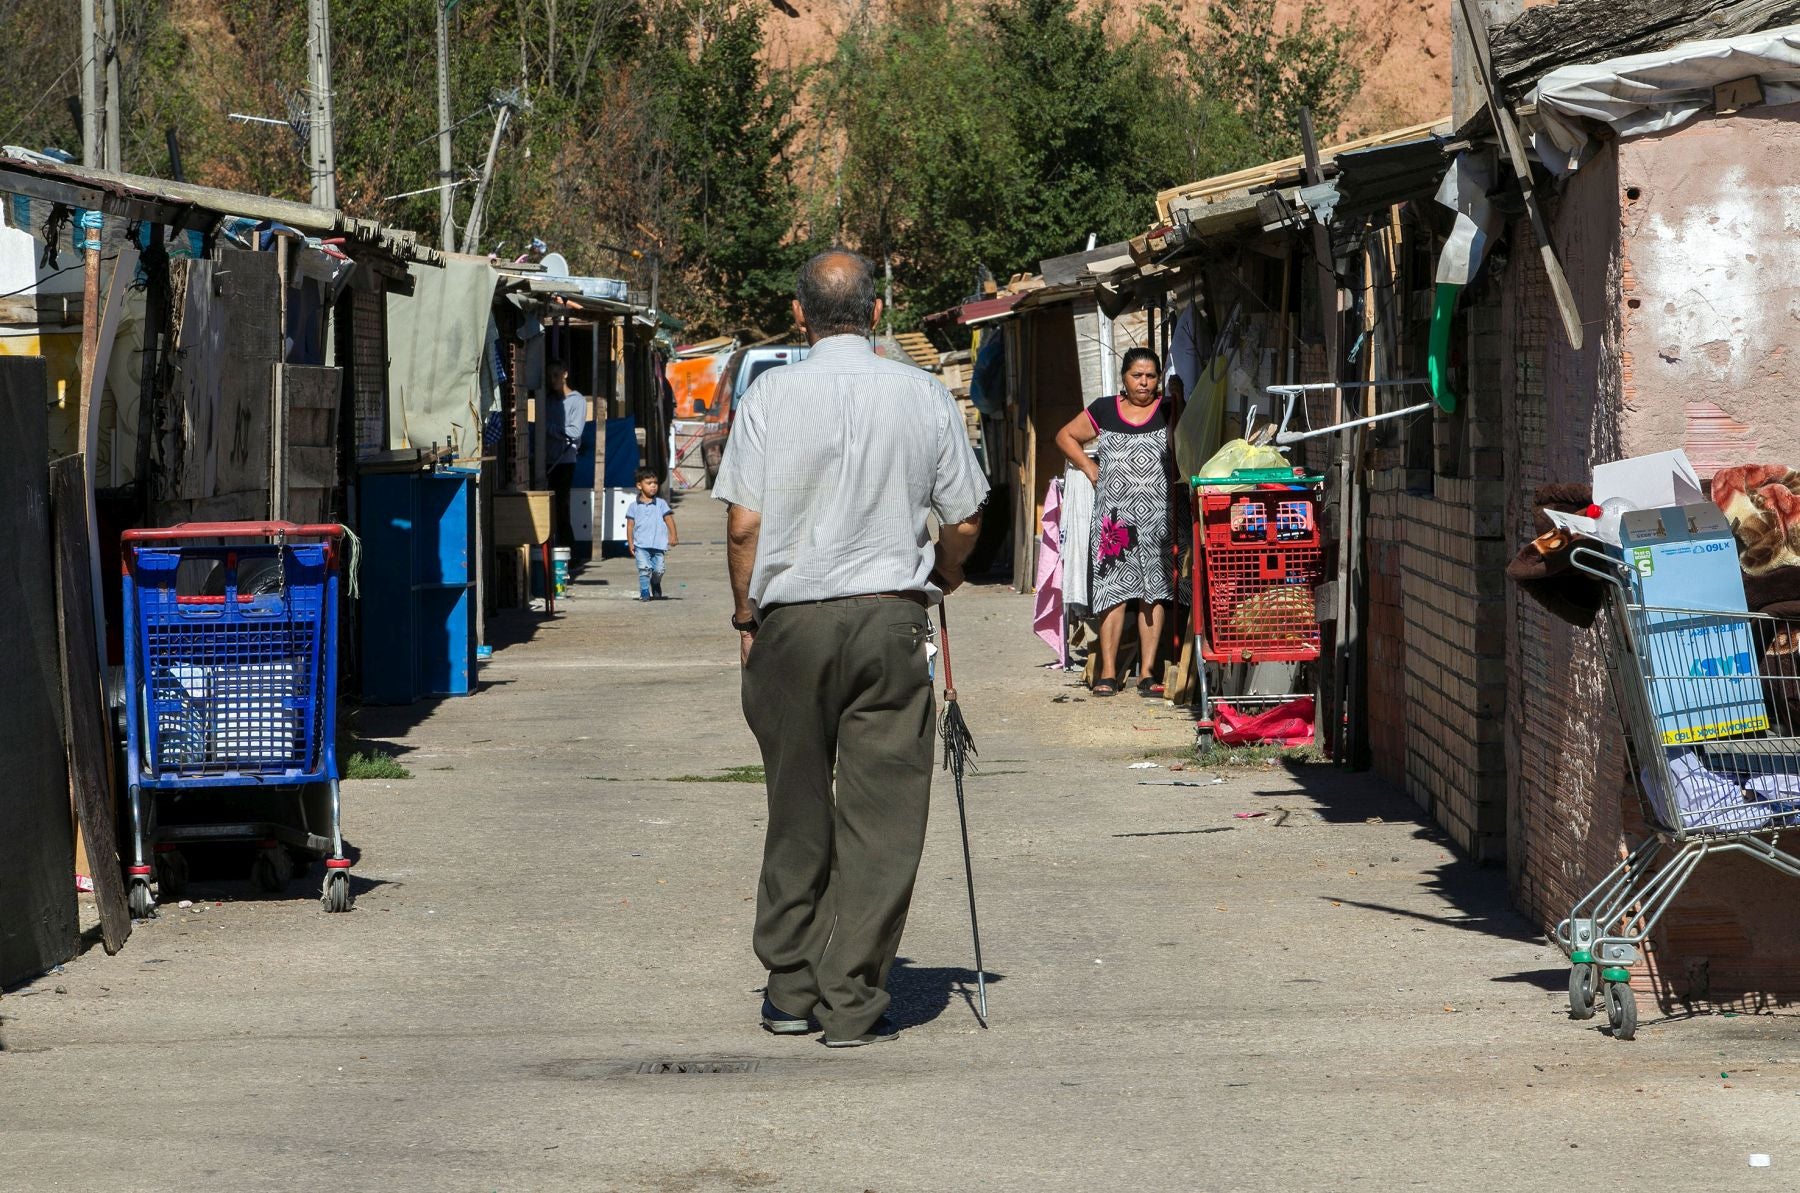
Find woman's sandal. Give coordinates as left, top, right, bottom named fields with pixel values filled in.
left=1137, top=677, right=1164, bottom=697
left=1092, top=678, right=1121, bottom=697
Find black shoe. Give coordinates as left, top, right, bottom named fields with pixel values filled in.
left=822, top=1015, right=900, bottom=1048
left=760, top=997, right=816, bottom=1035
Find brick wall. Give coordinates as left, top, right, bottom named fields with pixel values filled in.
left=1395, top=477, right=1509, bottom=860
left=1364, top=485, right=1407, bottom=789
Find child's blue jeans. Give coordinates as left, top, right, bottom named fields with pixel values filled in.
left=635, top=547, right=666, bottom=599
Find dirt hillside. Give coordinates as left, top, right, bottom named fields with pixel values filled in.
left=764, top=0, right=1451, bottom=146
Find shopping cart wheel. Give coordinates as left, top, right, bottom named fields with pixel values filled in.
left=1568, top=963, right=1598, bottom=1020
left=251, top=846, right=294, bottom=893
left=155, top=851, right=190, bottom=901
left=127, top=879, right=155, bottom=919
left=1604, top=981, right=1638, bottom=1041
left=321, top=870, right=352, bottom=914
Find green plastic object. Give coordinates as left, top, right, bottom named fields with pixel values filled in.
left=1427, top=281, right=1460, bottom=413
left=1570, top=950, right=1593, bottom=965
left=1601, top=966, right=1631, bottom=984
left=1192, top=468, right=1324, bottom=488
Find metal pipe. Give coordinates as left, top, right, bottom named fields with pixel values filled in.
left=1274, top=401, right=1434, bottom=446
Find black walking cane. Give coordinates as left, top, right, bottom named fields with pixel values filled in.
left=936, top=599, right=990, bottom=1027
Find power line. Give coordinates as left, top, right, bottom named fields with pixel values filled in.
left=0, top=54, right=92, bottom=147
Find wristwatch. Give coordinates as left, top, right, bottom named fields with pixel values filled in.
left=731, top=614, right=758, bottom=632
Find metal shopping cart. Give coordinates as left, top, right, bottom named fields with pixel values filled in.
left=1556, top=546, right=1800, bottom=1039
left=121, top=522, right=353, bottom=916
left=1191, top=470, right=1326, bottom=744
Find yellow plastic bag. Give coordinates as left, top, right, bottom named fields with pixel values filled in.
left=1196, top=439, right=1288, bottom=489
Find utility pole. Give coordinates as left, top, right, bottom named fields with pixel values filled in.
left=80, top=0, right=99, bottom=167
left=436, top=0, right=458, bottom=251
left=463, top=91, right=526, bottom=253
left=101, top=0, right=121, bottom=170
left=306, top=0, right=338, bottom=209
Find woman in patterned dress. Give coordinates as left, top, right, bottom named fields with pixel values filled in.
left=1053, top=348, right=1181, bottom=696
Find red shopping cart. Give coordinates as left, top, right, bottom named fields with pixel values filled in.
left=1191, top=470, right=1325, bottom=743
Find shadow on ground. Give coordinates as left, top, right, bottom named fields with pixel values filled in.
left=1254, top=763, right=1545, bottom=949
left=887, top=956, right=1003, bottom=1030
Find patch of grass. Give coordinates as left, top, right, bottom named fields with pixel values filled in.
left=667, top=765, right=766, bottom=784
left=1193, top=742, right=1328, bottom=770
left=345, top=750, right=412, bottom=780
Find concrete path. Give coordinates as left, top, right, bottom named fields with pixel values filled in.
left=4, top=496, right=1798, bottom=1192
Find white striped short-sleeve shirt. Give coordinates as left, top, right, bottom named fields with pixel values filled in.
left=713, top=334, right=988, bottom=609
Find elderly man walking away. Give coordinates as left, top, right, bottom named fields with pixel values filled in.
left=713, top=249, right=987, bottom=1047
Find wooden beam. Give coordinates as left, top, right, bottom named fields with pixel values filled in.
left=1458, top=0, right=1586, bottom=349
left=1154, top=120, right=1449, bottom=223
left=1488, top=0, right=1800, bottom=101
left=0, top=295, right=84, bottom=325
left=50, top=455, right=131, bottom=955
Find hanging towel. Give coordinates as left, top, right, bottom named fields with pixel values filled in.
left=1033, top=479, right=1065, bottom=659
left=1061, top=464, right=1096, bottom=612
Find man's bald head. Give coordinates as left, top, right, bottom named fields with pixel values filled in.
left=795, top=249, right=878, bottom=341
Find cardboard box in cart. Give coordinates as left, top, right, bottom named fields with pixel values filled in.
left=1615, top=503, right=1769, bottom=745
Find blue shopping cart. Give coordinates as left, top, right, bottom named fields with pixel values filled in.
left=121, top=521, right=352, bottom=915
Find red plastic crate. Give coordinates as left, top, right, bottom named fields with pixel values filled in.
left=1195, top=490, right=1324, bottom=663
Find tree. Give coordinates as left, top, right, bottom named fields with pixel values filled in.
left=1154, top=0, right=1362, bottom=161
left=649, top=0, right=803, bottom=335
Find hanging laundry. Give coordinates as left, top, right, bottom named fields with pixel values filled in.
left=1033, top=479, right=1065, bottom=662
left=1060, top=464, right=1096, bottom=613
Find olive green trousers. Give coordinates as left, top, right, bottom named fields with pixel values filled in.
left=742, top=596, right=935, bottom=1038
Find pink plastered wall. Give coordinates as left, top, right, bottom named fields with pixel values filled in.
left=1616, top=106, right=1800, bottom=472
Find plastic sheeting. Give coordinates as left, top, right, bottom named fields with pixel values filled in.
left=386, top=253, right=500, bottom=455
left=1528, top=27, right=1800, bottom=175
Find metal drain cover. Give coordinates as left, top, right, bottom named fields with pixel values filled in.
left=637, top=1060, right=759, bottom=1075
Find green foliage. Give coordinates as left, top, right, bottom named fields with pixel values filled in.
left=345, top=750, right=412, bottom=780
left=650, top=0, right=804, bottom=334
left=1192, top=742, right=1328, bottom=769
left=1156, top=0, right=1362, bottom=161
left=0, top=0, right=1358, bottom=336
left=825, top=0, right=1357, bottom=327
left=666, top=764, right=765, bottom=783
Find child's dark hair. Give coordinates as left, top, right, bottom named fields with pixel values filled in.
left=1120, top=347, right=1161, bottom=378
left=635, top=467, right=658, bottom=483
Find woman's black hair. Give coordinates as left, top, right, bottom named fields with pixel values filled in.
left=1120, top=347, right=1161, bottom=378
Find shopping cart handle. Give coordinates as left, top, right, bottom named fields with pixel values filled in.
left=123, top=521, right=345, bottom=543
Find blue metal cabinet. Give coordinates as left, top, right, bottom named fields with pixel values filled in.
left=359, top=467, right=477, bottom=704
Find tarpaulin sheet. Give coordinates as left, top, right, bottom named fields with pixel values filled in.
left=0, top=357, right=78, bottom=987
left=604, top=416, right=639, bottom=488
left=386, top=253, right=500, bottom=455
left=1214, top=697, right=1315, bottom=747
left=1528, top=26, right=1800, bottom=174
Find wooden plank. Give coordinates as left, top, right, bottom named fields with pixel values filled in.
left=1153, top=120, right=1449, bottom=222
left=1458, top=0, right=1586, bottom=349
left=288, top=446, right=337, bottom=491
left=1301, top=108, right=1346, bottom=761
left=494, top=491, right=552, bottom=547
left=212, top=249, right=281, bottom=503
left=1489, top=0, right=1800, bottom=101
left=50, top=455, right=130, bottom=955
left=0, top=295, right=84, bottom=325
left=278, top=364, right=343, bottom=523
left=82, top=245, right=137, bottom=672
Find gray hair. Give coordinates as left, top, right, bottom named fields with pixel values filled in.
left=796, top=249, right=877, bottom=338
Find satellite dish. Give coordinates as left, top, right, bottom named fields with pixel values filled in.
left=539, top=252, right=570, bottom=277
